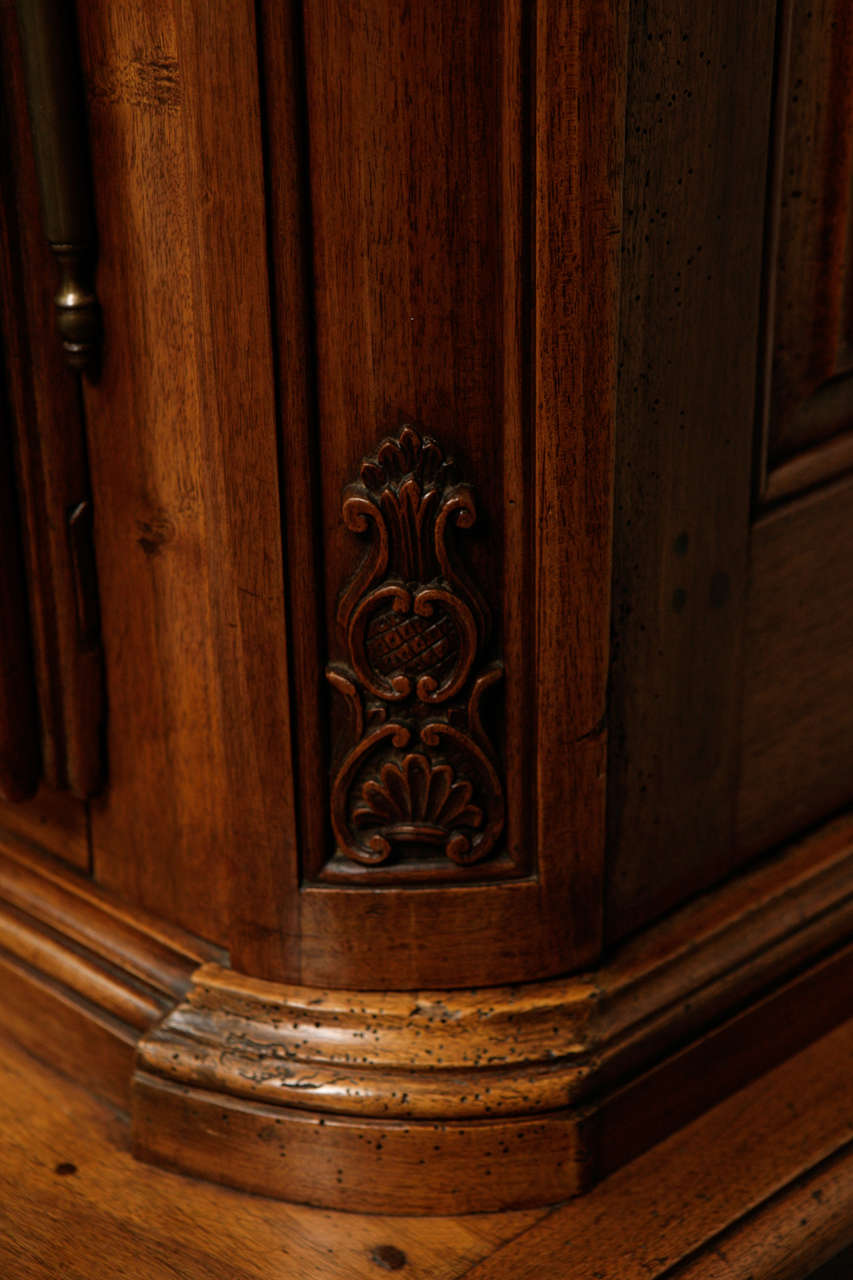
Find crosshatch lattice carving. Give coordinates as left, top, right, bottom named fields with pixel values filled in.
left=326, top=425, right=505, bottom=870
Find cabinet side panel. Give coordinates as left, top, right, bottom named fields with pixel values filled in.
left=736, top=474, right=853, bottom=855
left=606, top=0, right=778, bottom=942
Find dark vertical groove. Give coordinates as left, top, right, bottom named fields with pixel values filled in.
left=752, top=0, right=793, bottom=511
left=523, top=0, right=537, bottom=878
left=603, top=0, right=633, bottom=962
left=0, top=78, right=60, bottom=787
left=253, top=0, right=329, bottom=884
left=0, top=316, right=41, bottom=801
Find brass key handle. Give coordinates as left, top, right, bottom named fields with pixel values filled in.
left=15, top=0, right=100, bottom=371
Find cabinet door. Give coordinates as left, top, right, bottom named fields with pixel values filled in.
left=736, top=0, right=853, bottom=856
left=0, top=2, right=103, bottom=868
left=607, top=0, right=853, bottom=941
left=256, top=0, right=625, bottom=986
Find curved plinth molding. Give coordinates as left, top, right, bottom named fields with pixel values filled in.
left=2, top=819, right=853, bottom=1213
left=131, top=816, right=853, bottom=1214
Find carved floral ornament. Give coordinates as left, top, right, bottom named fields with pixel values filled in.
left=326, top=425, right=505, bottom=871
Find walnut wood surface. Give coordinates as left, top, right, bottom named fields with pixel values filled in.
left=737, top=474, right=853, bottom=854
left=0, top=835, right=222, bottom=1107
left=0, top=800, right=847, bottom=1215
left=0, top=1032, right=546, bottom=1280
left=260, top=0, right=626, bottom=988
left=608, top=0, right=853, bottom=935
left=463, top=1016, right=853, bottom=1280
left=758, top=0, right=853, bottom=484
left=732, top=0, right=853, bottom=862
left=0, top=337, right=39, bottom=802
left=0, top=0, right=103, bottom=803
left=74, top=0, right=297, bottom=976
left=606, top=0, right=778, bottom=941
left=322, top=426, right=509, bottom=883
left=132, top=815, right=853, bottom=1212
left=0, top=785, right=89, bottom=871
left=4, top=1018, right=853, bottom=1277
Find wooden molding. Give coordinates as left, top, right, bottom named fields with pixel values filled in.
left=8, top=1021, right=853, bottom=1278
left=261, top=0, right=628, bottom=988
left=755, top=0, right=853, bottom=503
left=132, top=815, right=853, bottom=1213
left=1, top=816, right=852, bottom=1213
left=0, top=837, right=224, bottom=1107
left=463, top=1016, right=853, bottom=1280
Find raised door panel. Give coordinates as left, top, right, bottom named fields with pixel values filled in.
left=759, top=0, right=853, bottom=500
left=608, top=0, right=853, bottom=941
left=736, top=0, right=853, bottom=856
left=263, top=0, right=626, bottom=987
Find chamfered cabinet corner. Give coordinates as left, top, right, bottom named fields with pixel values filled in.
left=0, top=0, right=851, bottom=1265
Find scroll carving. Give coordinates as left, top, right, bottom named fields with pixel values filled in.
left=327, top=426, right=504, bottom=871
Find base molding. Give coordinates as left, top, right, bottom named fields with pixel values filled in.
left=0, top=835, right=224, bottom=1106
left=5, top=1019, right=853, bottom=1279
left=132, top=816, right=853, bottom=1213
left=1, top=819, right=852, bottom=1212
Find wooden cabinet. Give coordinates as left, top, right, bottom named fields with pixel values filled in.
left=1, top=0, right=852, bottom=1272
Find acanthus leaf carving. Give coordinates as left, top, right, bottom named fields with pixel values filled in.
left=326, top=425, right=505, bottom=874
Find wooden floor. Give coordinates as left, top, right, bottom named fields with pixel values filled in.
left=0, top=1032, right=546, bottom=1279
left=1, top=1021, right=853, bottom=1279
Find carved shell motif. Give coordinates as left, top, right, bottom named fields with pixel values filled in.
left=354, top=752, right=483, bottom=841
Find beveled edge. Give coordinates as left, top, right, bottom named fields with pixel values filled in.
left=136, top=814, right=853, bottom=1123
left=129, top=816, right=853, bottom=1212
left=2, top=817, right=853, bottom=1212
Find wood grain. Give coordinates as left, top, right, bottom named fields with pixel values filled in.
left=75, top=0, right=298, bottom=974
left=463, top=1016, right=853, bottom=1280
left=0, top=1032, right=546, bottom=1280
left=261, top=0, right=626, bottom=988
left=131, top=814, right=853, bottom=1212
left=671, top=1178, right=853, bottom=1279
left=531, top=0, right=626, bottom=969
left=606, top=0, right=779, bottom=941
left=5, top=1022, right=853, bottom=1279
left=133, top=1072, right=588, bottom=1216
left=737, top=472, right=853, bottom=854
left=759, top=0, right=853, bottom=483
left=0, top=334, right=39, bottom=802
left=0, top=785, right=89, bottom=871
left=0, top=0, right=103, bottom=803
left=0, top=834, right=222, bottom=1106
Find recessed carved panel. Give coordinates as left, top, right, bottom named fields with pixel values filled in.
left=326, top=426, right=504, bottom=877
left=759, top=0, right=853, bottom=500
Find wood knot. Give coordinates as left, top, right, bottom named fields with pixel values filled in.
left=136, top=511, right=175, bottom=556
left=370, top=1244, right=407, bottom=1271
